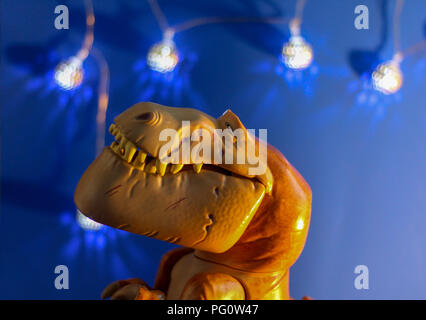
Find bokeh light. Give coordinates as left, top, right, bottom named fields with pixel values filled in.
left=147, top=39, right=179, bottom=73
left=281, top=36, right=314, bottom=70
left=54, top=57, right=84, bottom=90
left=372, top=60, right=403, bottom=95
left=76, top=209, right=103, bottom=231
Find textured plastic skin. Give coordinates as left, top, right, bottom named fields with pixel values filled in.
left=74, top=102, right=312, bottom=300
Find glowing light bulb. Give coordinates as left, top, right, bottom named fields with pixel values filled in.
left=281, top=36, right=314, bottom=70
left=372, top=60, right=403, bottom=95
left=147, top=38, right=179, bottom=73
left=76, top=209, right=103, bottom=231
left=54, top=57, right=84, bottom=90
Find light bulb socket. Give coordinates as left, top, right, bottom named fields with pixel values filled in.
left=163, top=28, right=175, bottom=42
left=372, top=60, right=403, bottom=95
left=68, top=56, right=83, bottom=67
left=392, top=52, right=403, bottom=65
left=289, top=18, right=301, bottom=37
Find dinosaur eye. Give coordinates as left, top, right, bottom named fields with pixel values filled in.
left=225, top=122, right=233, bottom=130
left=136, top=112, right=155, bottom=122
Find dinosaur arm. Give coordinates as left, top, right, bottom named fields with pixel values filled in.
left=154, top=247, right=194, bottom=293
left=101, top=248, right=194, bottom=300
left=179, top=272, right=245, bottom=300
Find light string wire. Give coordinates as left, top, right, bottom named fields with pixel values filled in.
left=71, top=0, right=110, bottom=230
left=148, top=0, right=296, bottom=37
left=92, top=47, right=110, bottom=157
left=393, top=0, right=425, bottom=62
left=148, top=0, right=425, bottom=61
left=289, top=0, right=307, bottom=36
left=78, top=0, right=110, bottom=156
left=171, top=16, right=290, bottom=34
left=294, top=0, right=307, bottom=23
left=76, top=0, right=95, bottom=62
left=145, top=0, right=314, bottom=72
left=148, top=0, right=170, bottom=33
left=393, top=0, right=403, bottom=58
left=402, top=39, right=426, bottom=58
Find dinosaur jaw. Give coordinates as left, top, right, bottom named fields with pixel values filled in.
left=74, top=145, right=266, bottom=253
left=107, top=123, right=238, bottom=177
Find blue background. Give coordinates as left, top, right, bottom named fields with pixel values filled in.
left=1, top=0, right=425, bottom=299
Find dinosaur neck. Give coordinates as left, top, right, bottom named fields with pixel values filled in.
left=196, top=145, right=312, bottom=274
left=195, top=196, right=288, bottom=273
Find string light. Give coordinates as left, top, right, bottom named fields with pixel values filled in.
left=282, top=34, right=313, bottom=70
left=147, top=30, right=179, bottom=73
left=54, top=57, right=84, bottom=90
left=281, top=0, right=313, bottom=70
left=372, top=54, right=403, bottom=95
left=369, top=0, right=426, bottom=95
left=371, top=0, right=404, bottom=94
left=54, top=0, right=94, bottom=89
left=76, top=209, right=103, bottom=231
left=146, top=0, right=288, bottom=73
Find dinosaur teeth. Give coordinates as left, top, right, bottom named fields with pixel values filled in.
left=124, top=141, right=137, bottom=163
left=156, top=159, right=168, bottom=176
left=193, top=163, right=203, bottom=173
left=118, top=136, right=127, bottom=148
left=139, top=151, right=147, bottom=163
left=132, top=151, right=146, bottom=170
left=145, top=160, right=157, bottom=174
left=110, top=141, right=119, bottom=152
left=109, top=124, right=208, bottom=176
left=170, top=163, right=184, bottom=174
left=109, top=124, right=120, bottom=136
left=132, top=158, right=145, bottom=171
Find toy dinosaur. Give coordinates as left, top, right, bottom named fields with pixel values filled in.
left=74, top=102, right=312, bottom=300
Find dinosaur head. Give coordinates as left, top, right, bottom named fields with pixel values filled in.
left=74, top=102, right=273, bottom=253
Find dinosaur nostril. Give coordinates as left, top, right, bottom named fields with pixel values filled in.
left=135, top=112, right=155, bottom=122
